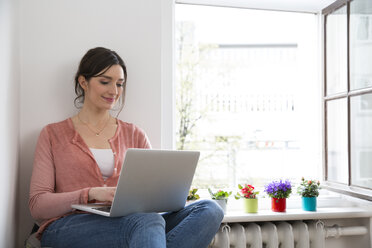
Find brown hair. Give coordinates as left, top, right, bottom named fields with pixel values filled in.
left=74, top=47, right=127, bottom=114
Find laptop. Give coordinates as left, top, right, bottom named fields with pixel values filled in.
left=71, top=148, right=200, bottom=217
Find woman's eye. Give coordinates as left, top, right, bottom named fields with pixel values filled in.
left=116, top=83, right=123, bottom=87
left=100, top=81, right=109, bottom=85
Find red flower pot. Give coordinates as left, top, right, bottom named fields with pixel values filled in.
left=271, top=198, right=286, bottom=212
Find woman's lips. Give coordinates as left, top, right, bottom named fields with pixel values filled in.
left=103, top=96, right=115, bottom=103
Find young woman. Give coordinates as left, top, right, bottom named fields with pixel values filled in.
left=29, top=47, right=224, bottom=248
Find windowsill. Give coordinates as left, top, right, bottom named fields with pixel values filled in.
left=192, top=189, right=372, bottom=223
left=221, top=192, right=372, bottom=222
left=223, top=192, right=367, bottom=210
left=222, top=207, right=372, bottom=223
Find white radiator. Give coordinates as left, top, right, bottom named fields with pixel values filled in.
left=209, top=221, right=368, bottom=248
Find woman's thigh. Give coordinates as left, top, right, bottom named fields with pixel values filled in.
left=41, top=213, right=166, bottom=248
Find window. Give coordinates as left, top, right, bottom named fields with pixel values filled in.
left=175, top=4, right=322, bottom=189
left=324, top=0, right=372, bottom=199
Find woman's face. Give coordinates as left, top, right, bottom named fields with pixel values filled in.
left=80, top=64, right=125, bottom=111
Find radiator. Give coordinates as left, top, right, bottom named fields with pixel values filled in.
left=209, top=221, right=368, bottom=248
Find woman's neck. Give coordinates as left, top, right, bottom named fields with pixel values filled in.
left=78, top=106, right=111, bottom=126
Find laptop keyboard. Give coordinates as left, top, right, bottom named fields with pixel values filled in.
left=92, top=206, right=111, bottom=212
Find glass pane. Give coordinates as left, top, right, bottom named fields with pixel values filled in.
left=350, top=0, right=372, bottom=90
left=326, top=6, right=348, bottom=95
left=175, top=5, right=322, bottom=189
left=326, top=99, right=348, bottom=184
left=351, top=94, right=372, bottom=189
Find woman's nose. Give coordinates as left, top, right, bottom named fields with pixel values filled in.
left=109, top=83, right=118, bottom=95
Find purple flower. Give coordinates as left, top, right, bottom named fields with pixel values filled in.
left=264, top=179, right=292, bottom=199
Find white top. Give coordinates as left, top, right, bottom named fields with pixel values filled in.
left=89, top=148, right=115, bottom=180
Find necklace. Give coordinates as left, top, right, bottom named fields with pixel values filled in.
left=77, top=113, right=111, bottom=137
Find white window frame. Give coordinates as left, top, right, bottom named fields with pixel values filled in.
left=322, top=0, right=372, bottom=201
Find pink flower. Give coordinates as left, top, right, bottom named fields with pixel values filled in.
left=237, top=183, right=258, bottom=199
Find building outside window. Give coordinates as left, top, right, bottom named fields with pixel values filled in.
left=175, top=4, right=322, bottom=190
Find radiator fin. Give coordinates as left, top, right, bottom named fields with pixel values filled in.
left=245, top=223, right=262, bottom=248
left=261, top=222, right=279, bottom=248
left=229, top=224, right=246, bottom=248
left=277, top=222, right=294, bottom=248
left=292, top=222, right=309, bottom=248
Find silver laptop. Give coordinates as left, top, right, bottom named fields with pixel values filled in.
left=72, top=149, right=200, bottom=217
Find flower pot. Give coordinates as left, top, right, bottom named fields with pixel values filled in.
left=271, top=198, right=286, bottom=212
left=302, top=197, right=317, bottom=211
left=243, top=198, right=258, bottom=213
left=214, top=199, right=227, bottom=213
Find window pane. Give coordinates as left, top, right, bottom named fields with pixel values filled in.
left=350, top=0, right=372, bottom=90
left=326, top=99, right=348, bottom=184
left=175, top=5, right=321, bottom=189
left=326, top=6, right=348, bottom=95
left=351, top=94, right=372, bottom=188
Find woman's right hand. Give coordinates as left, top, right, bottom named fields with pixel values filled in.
left=88, top=187, right=116, bottom=202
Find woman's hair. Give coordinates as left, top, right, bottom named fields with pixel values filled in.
left=74, top=47, right=127, bottom=114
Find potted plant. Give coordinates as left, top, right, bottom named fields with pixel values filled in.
left=187, top=188, right=200, bottom=201
left=264, top=179, right=292, bottom=212
left=208, top=188, right=232, bottom=213
left=235, top=184, right=259, bottom=213
left=297, top=177, right=321, bottom=211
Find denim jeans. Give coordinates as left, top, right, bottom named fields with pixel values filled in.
left=41, top=199, right=224, bottom=248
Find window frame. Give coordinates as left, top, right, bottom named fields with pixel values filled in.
left=322, top=0, right=372, bottom=200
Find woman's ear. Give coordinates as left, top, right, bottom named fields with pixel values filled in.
left=78, top=75, right=88, bottom=90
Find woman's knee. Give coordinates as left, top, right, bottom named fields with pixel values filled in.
left=194, top=200, right=224, bottom=224
left=143, top=212, right=166, bottom=227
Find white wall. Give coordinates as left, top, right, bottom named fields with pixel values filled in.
left=17, top=0, right=173, bottom=246
left=0, top=0, right=20, bottom=247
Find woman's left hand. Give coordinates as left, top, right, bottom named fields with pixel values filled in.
left=88, top=187, right=116, bottom=202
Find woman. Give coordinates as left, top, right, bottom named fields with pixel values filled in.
left=29, top=47, right=224, bottom=248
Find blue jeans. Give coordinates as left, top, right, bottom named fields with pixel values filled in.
left=41, top=200, right=224, bottom=248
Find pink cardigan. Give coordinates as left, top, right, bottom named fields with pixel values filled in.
left=29, top=118, right=151, bottom=239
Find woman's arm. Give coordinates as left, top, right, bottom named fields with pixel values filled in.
left=135, top=125, right=152, bottom=149
left=28, top=127, right=90, bottom=220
